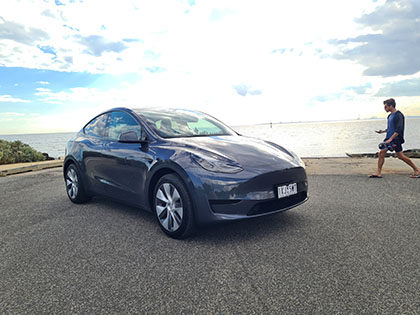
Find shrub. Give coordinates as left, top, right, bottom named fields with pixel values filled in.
left=0, top=140, right=46, bottom=165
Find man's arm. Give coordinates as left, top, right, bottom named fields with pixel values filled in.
left=394, top=112, right=404, bottom=135
left=385, top=131, right=398, bottom=143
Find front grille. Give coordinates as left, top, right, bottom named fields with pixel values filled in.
left=247, top=191, right=307, bottom=216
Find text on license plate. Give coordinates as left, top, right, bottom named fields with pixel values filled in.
left=277, top=183, right=298, bottom=198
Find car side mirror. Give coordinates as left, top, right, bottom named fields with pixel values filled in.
left=119, top=131, right=140, bottom=142
left=139, top=134, right=150, bottom=151
left=139, top=134, right=149, bottom=144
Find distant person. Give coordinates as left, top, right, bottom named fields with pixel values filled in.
left=369, top=98, right=420, bottom=178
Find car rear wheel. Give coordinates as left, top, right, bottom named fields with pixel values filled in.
left=65, top=164, right=91, bottom=204
left=153, top=174, right=195, bottom=239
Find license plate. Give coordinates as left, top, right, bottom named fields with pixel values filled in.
left=277, top=183, right=298, bottom=198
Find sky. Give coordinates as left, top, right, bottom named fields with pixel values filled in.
left=0, top=0, right=420, bottom=134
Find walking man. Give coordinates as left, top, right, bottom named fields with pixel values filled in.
left=369, top=98, right=420, bottom=178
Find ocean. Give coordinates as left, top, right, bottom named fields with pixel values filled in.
left=1, top=118, right=419, bottom=158
left=236, top=117, right=420, bottom=158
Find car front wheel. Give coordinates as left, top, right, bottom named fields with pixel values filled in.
left=65, top=164, right=91, bottom=204
left=153, top=174, right=195, bottom=239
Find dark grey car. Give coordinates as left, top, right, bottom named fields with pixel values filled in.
left=64, top=107, right=308, bottom=238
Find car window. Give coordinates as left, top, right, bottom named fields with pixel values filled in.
left=186, top=118, right=225, bottom=136
left=136, top=109, right=236, bottom=138
left=108, top=111, right=142, bottom=141
left=84, top=114, right=108, bottom=138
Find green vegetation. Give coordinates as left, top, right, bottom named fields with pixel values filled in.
left=0, top=140, right=46, bottom=165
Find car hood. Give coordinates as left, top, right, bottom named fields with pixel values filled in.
left=168, top=135, right=301, bottom=170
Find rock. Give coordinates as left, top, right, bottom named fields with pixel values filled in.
left=42, top=153, right=55, bottom=160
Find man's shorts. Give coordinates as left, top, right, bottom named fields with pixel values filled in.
left=384, top=139, right=403, bottom=152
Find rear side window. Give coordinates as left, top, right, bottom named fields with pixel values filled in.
left=108, top=111, right=142, bottom=141
left=84, top=114, right=108, bottom=138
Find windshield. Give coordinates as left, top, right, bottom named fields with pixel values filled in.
left=133, top=108, right=237, bottom=138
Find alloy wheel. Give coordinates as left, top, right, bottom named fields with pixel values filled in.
left=155, top=183, right=184, bottom=232
left=66, top=168, right=79, bottom=200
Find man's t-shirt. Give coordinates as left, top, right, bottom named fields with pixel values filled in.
left=386, top=110, right=405, bottom=144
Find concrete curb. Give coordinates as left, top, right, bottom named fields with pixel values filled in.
left=0, top=160, right=64, bottom=177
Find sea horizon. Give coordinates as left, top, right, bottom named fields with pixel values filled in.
left=3, top=115, right=420, bottom=136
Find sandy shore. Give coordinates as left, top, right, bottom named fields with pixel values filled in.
left=1, top=157, right=419, bottom=177
left=303, top=157, right=420, bottom=175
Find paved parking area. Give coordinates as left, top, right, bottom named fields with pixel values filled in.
left=1, top=168, right=419, bottom=314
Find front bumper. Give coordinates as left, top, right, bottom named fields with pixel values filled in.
left=189, top=166, right=308, bottom=225
left=210, top=191, right=308, bottom=217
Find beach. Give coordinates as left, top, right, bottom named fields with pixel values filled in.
left=303, top=156, right=420, bottom=175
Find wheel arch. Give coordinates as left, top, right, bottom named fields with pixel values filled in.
left=63, top=156, right=78, bottom=176
left=146, top=162, right=196, bottom=212
left=63, top=156, right=90, bottom=192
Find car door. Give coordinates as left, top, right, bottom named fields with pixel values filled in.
left=81, top=113, right=110, bottom=194
left=100, top=110, right=154, bottom=205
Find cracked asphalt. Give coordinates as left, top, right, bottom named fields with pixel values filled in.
left=1, top=168, right=419, bottom=314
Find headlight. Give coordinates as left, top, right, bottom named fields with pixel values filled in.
left=191, top=152, right=243, bottom=174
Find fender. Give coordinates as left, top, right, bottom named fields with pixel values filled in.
left=63, top=155, right=92, bottom=194
left=144, top=159, right=197, bottom=210
left=63, top=155, right=78, bottom=176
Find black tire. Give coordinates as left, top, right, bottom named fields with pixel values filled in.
left=153, top=174, right=195, bottom=239
left=64, top=164, right=91, bottom=204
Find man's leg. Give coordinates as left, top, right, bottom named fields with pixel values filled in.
left=376, top=150, right=386, bottom=175
left=396, top=151, right=420, bottom=176
left=370, top=149, right=387, bottom=177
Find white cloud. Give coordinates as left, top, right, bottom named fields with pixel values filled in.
left=36, top=87, right=51, bottom=93
left=331, top=0, right=420, bottom=77
left=0, top=0, right=379, bottom=74
left=0, top=112, right=25, bottom=116
left=0, top=95, right=31, bottom=103
left=1, top=0, right=419, bottom=133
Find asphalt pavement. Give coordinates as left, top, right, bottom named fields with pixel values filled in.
left=1, top=168, right=419, bottom=314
